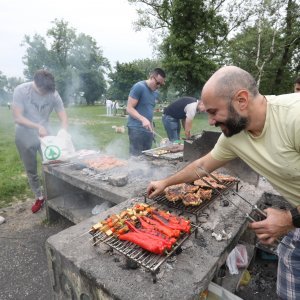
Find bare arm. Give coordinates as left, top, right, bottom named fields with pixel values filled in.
left=57, top=110, right=68, bottom=130
left=183, top=118, right=193, bottom=139
left=12, top=104, right=48, bottom=137
left=147, top=152, right=226, bottom=198
left=126, top=96, right=152, bottom=131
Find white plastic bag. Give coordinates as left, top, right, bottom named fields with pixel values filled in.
left=226, top=244, right=248, bottom=275
left=40, top=129, right=75, bottom=163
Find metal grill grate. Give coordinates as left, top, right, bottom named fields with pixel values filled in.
left=144, top=181, right=239, bottom=219
left=91, top=180, right=238, bottom=282
left=91, top=225, right=196, bottom=282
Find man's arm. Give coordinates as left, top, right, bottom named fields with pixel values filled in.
left=147, top=152, right=226, bottom=198
left=12, top=104, right=48, bottom=137
left=57, top=110, right=68, bottom=129
left=182, top=118, right=193, bottom=139
left=126, top=96, right=152, bottom=131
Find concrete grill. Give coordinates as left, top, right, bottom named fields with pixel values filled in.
left=44, top=131, right=275, bottom=299
left=43, top=157, right=179, bottom=224
left=46, top=183, right=265, bottom=300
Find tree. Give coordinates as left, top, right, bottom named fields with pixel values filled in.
left=6, top=77, right=24, bottom=95
left=226, top=0, right=300, bottom=94
left=69, top=33, right=110, bottom=104
left=22, top=19, right=110, bottom=105
left=21, top=34, right=50, bottom=79
left=107, top=58, right=170, bottom=103
left=128, top=0, right=229, bottom=96
left=106, top=62, right=145, bottom=102
left=273, top=0, right=300, bottom=94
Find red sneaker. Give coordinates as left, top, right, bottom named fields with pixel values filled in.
left=31, top=199, right=44, bottom=213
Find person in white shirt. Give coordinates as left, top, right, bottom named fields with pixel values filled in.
left=106, top=99, right=113, bottom=116
left=162, top=97, right=205, bottom=141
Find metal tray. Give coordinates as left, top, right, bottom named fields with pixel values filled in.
left=142, top=146, right=183, bottom=160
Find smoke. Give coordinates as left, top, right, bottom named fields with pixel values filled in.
left=124, top=158, right=176, bottom=182
left=104, top=138, right=129, bottom=159
left=68, top=124, right=103, bottom=151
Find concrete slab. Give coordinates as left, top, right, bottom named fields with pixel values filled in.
left=43, top=159, right=179, bottom=224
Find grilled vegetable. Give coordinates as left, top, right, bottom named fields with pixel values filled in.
left=140, top=216, right=180, bottom=238
left=119, top=232, right=167, bottom=255
left=125, top=220, right=175, bottom=250
left=151, top=213, right=191, bottom=233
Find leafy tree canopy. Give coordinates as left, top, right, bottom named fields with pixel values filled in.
left=107, top=59, right=165, bottom=103
left=22, top=19, right=110, bottom=105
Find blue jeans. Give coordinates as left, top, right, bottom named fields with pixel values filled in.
left=162, top=114, right=180, bottom=142
left=128, top=127, right=153, bottom=156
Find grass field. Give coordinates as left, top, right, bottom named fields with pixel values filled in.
left=0, top=105, right=215, bottom=208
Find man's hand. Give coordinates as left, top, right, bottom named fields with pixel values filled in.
left=147, top=180, right=167, bottom=198
left=249, top=207, right=294, bottom=245
left=38, top=125, right=48, bottom=137
left=141, top=117, right=152, bottom=131
left=185, top=130, right=191, bottom=139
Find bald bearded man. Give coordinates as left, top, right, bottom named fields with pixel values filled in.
left=147, top=66, right=300, bottom=300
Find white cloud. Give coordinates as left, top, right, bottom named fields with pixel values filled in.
left=0, top=0, right=154, bottom=78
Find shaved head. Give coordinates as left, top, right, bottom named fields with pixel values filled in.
left=203, top=66, right=258, bottom=102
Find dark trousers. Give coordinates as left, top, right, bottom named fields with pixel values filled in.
left=128, top=127, right=153, bottom=156
left=15, top=127, right=43, bottom=198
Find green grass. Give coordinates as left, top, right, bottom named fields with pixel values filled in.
left=0, top=105, right=216, bottom=208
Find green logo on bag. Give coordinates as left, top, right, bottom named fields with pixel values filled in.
left=44, top=145, right=61, bottom=160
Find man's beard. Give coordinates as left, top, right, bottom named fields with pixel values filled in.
left=215, top=104, right=248, bottom=137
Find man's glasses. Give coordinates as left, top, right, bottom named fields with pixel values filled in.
left=153, top=77, right=164, bottom=86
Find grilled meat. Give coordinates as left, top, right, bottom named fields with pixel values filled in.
left=211, top=172, right=237, bottom=182
left=164, top=183, right=199, bottom=202
left=182, top=188, right=212, bottom=206
left=165, top=144, right=184, bottom=153
left=164, top=183, right=186, bottom=202
left=193, top=178, right=212, bottom=188
left=183, top=183, right=199, bottom=193
left=84, top=155, right=127, bottom=170
left=182, top=189, right=202, bottom=206
left=194, top=176, right=226, bottom=189
left=199, top=188, right=212, bottom=201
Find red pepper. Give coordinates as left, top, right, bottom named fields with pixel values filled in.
left=140, top=216, right=180, bottom=238
left=153, top=210, right=191, bottom=233
left=156, top=210, right=191, bottom=227
left=139, top=228, right=176, bottom=250
left=151, top=214, right=191, bottom=233
left=125, top=220, right=175, bottom=250
left=138, top=216, right=156, bottom=230
left=137, top=217, right=176, bottom=244
left=119, top=231, right=166, bottom=255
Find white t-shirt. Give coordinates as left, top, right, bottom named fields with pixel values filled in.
left=184, top=102, right=198, bottom=120
left=106, top=100, right=113, bottom=107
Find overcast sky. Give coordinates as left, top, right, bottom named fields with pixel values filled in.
left=0, top=0, right=154, bottom=78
